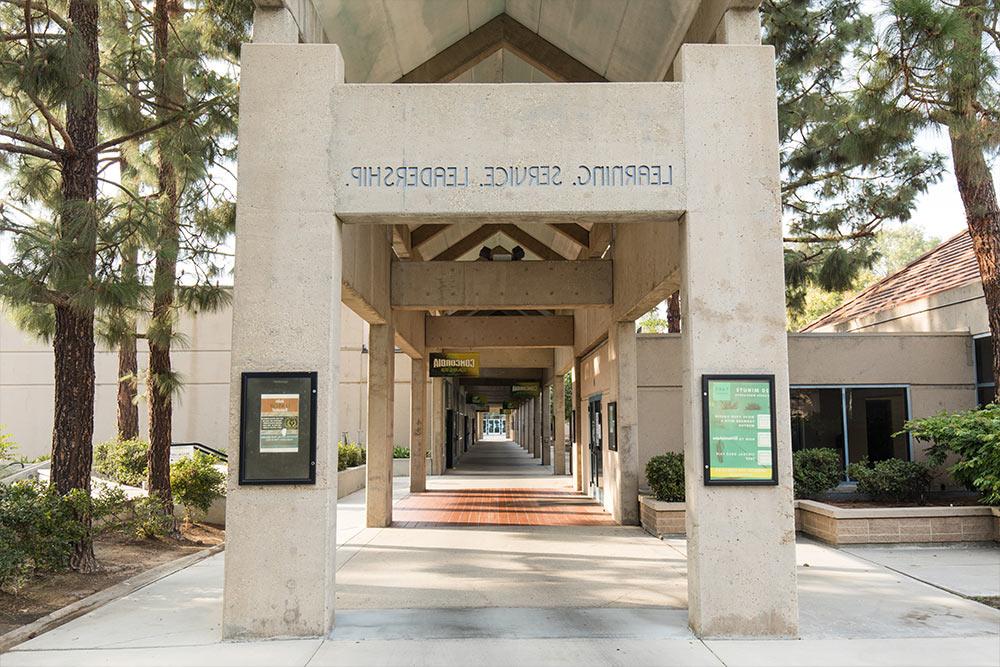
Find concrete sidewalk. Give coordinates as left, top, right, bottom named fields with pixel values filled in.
left=3, top=472, right=998, bottom=666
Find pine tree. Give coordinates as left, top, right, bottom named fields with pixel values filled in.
left=867, top=0, right=999, bottom=395
left=762, top=0, right=944, bottom=312
left=1, top=0, right=243, bottom=561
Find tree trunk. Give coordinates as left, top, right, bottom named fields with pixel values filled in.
left=117, top=326, right=139, bottom=440
left=146, top=0, right=181, bottom=515
left=951, top=134, right=1000, bottom=402
left=950, top=0, right=1000, bottom=402
left=666, top=290, right=681, bottom=333
left=51, top=0, right=100, bottom=573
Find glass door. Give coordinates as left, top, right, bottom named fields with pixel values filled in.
left=588, top=396, right=603, bottom=497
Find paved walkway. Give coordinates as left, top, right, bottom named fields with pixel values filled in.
left=4, top=438, right=999, bottom=666
left=393, top=440, right=614, bottom=527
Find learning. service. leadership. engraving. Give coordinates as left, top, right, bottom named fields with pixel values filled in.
left=347, top=164, right=673, bottom=189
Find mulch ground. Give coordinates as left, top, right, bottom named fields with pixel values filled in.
left=0, top=523, right=224, bottom=636
left=824, top=497, right=984, bottom=509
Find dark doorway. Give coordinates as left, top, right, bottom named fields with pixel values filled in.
left=588, top=396, right=603, bottom=496
left=463, top=415, right=469, bottom=452
left=865, top=399, right=894, bottom=462
left=446, top=409, right=454, bottom=469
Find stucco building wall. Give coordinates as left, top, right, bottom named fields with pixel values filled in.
left=0, top=304, right=413, bottom=460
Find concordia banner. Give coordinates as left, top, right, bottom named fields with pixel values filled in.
left=429, top=352, right=480, bottom=378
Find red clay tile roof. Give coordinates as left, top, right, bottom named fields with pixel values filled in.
left=802, top=230, right=982, bottom=332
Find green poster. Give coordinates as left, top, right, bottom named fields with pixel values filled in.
left=703, top=376, right=777, bottom=484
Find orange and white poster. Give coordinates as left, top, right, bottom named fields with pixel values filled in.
left=259, top=394, right=300, bottom=453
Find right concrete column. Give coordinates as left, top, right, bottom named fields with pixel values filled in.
left=553, top=376, right=566, bottom=475
left=365, top=323, right=395, bottom=528
left=677, top=43, right=798, bottom=638
left=541, top=384, right=552, bottom=467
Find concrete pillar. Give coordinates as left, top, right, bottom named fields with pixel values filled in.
left=223, top=44, right=343, bottom=640
left=677, top=43, right=798, bottom=637
left=611, top=322, right=639, bottom=525
left=252, top=6, right=299, bottom=43
left=553, top=375, right=566, bottom=475
left=430, top=378, right=444, bottom=475
left=534, top=393, right=543, bottom=462
left=409, top=357, right=427, bottom=493
left=541, top=384, right=552, bottom=467
left=573, top=362, right=584, bottom=493
left=714, top=8, right=761, bottom=45
left=366, top=323, right=394, bottom=527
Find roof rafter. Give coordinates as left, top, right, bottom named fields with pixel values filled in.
left=397, top=13, right=607, bottom=84
left=431, top=224, right=502, bottom=261
left=499, top=224, right=567, bottom=261
left=548, top=223, right=589, bottom=248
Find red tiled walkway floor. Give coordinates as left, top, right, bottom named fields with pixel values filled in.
left=393, top=488, right=616, bottom=527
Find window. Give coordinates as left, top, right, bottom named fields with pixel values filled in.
left=789, top=386, right=911, bottom=479
left=974, top=335, right=995, bottom=406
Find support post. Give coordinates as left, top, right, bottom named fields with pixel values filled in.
left=430, top=378, right=444, bottom=475
left=534, top=393, right=544, bottom=463
left=410, top=357, right=427, bottom=493
left=366, top=323, right=395, bottom=527
left=573, top=362, right=584, bottom=492
left=541, top=384, right=552, bottom=467
left=611, top=321, right=640, bottom=524
left=677, top=43, right=798, bottom=637
left=553, top=375, right=566, bottom=475
left=223, top=44, right=343, bottom=640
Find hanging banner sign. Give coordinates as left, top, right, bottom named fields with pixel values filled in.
left=702, top=375, right=778, bottom=485
left=429, top=352, right=480, bottom=377
left=511, top=382, right=541, bottom=398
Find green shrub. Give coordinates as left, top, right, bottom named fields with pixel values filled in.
left=338, top=441, right=366, bottom=471
left=170, top=453, right=226, bottom=521
left=645, top=453, right=684, bottom=502
left=91, top=486, right=173, bottom=539
left=792, top=448, right=843, bottom=499
left=94, top=438, right=148, bottom=487
left=903, top=403, right=1000, bottom=505
left=847, top=457, right=932, bottom=504
left=0, top=426, right=17, bottom=461
left=393, top=447, right=410, bottom=459
left=0, top=480, right=87, bottom=592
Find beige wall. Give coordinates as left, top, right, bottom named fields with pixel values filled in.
left=813, top=282, right=989, bottom=337
left=1, top=304, right=414, bottom=460
left=633, top=332, right=978, bottom=488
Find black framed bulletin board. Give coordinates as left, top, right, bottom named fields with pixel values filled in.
left=702, top=374, right=778, bottom=486
left=239, top=371, right=317, bottom=485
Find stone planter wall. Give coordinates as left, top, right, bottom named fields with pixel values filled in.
left=639, top=496, right=685, bottom=537
left=993, top=507, right=1000, bottom=542
left=797, top=499, right=996, bottom=545
left=338, top=459, right=413, bottom=499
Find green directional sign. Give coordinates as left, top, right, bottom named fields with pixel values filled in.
left=702, top=375, right=778, bottom=485
left=511, top=382, right=540, bottom=399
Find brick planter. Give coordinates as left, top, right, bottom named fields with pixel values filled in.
left=639, top=496, right=685, bottom=537
left=797, top=499, right=996, bottom=545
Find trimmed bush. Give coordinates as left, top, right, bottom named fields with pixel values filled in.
left=393, top=446, right=410, bottom=459
left=792, top=448, right=843, bottom=499
left=646, top=453, right=684, bottom=502
left=0, top=480, right=87, bottom=592
left=847, top=457, right=932, bottom=504
left=170, top=452, right=226, bottom=521
left=904, top=403, right=1000, bottom=505
left=338, top=441, right=366, bottom=471
left=0, top=426, right=16, bottom=461
left=94, top=438, right=148, bottom=487
left=94, top=486, right=173, bottom=539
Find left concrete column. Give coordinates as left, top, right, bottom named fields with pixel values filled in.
left=409, top=357, right=427, bottom=493
left=223, top=43, right=344, bottom=639
left=533, top=396, right=543, bottom=460
left=366, top=323, right=395, bottom=527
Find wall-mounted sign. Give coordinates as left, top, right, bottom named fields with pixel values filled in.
left=239, top=372, right=317, bottom=485
left=466, top=394, right=488, bottom=406
left=511, top=382, right=541, bottom=398
left=429, top=352, right=480, bottom=377
left=607, top=401, right=618, bottom=452
left=702, top=375, right=778, bottom=486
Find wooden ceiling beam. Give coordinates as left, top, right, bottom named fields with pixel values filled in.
left=499, top=224, right=567, bottom=261
left=396, top=13, right=607, bottom=85
left=431, top=224, right=501, bottom=261
left=411, top=224, right=451, bottom=247
left=548, top=223, right=589, bottom=248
